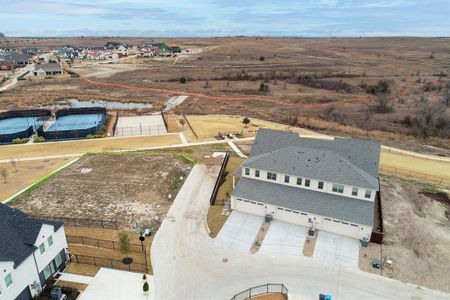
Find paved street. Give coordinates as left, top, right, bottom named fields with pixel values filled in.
left=151, top=164, right=450, bottom=300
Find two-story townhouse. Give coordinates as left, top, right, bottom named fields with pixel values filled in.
left=230, top=128, right=381, bottom=241
left=0, top=204, right=68, bottom=300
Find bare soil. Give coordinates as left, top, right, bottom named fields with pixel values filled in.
left=375, top=176, right=450, bottom=293
left=10, top=153, right=192, bottom=231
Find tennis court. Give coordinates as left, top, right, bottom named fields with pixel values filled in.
left=0, top=117, right=41, bottom=135
left=47, top=114, right=104, bottom=132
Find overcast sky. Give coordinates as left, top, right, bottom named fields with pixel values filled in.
left=1, top=0, right=450, bottom=37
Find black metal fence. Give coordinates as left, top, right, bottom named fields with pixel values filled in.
left=70, top=254, right=148, bottom=273
left=28, top=215, right=118, bottom=229
left=231, top=284, right=288, bottom=300
left=210, top=152, right=230, bottom=205
left=67, top=235, right=146, bottom=253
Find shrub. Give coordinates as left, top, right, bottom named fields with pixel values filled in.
left=143, top=281, right=149, bottom=292
left=143, top=274, right=147, bottom=280
left=363, top=80, right=390, bottom=95
left=259, top=56, right=265, bottom=61
left=12, top=138, right=30, bottom=144
left=33, top=135, right=45, bottom=143
left=180, top=76, right=187, bottom=84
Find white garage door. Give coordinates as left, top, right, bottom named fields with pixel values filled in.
left=322, top=218, right=360, bottom=239
left=274, top=207, right=309, bottom=226
left=234, top=198, right=266, bottom=216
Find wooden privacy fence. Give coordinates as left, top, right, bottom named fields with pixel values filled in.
left=66, top=235, right=146, bottom=253
left=70, top=254, right=148, bottom=273
left=379, top=165, right=450, bottom=185
left=28, top=215, right=118, bottom=229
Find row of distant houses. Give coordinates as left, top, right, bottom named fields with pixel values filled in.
left=0, top=52, right=32, bottom=70
left=55, top=41, right=182, bottom=60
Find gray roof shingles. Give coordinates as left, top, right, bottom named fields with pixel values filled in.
left=0, top=204, right=63, bottom=267
left=248, top=128, right=380, bottom=189
left=231, top=177, right=374, bottom=226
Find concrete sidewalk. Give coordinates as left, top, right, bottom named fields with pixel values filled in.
left=58, top=273, right=93, bottom=285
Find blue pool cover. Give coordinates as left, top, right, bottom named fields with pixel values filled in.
left=0, top=117, right=40, bottom=135
left=47, top=114, right=104, bottom=132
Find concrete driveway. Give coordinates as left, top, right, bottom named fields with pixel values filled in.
left=214, top=211, right=263, bottom=252
left=313, top=231, right=360, bottom=270
left=258, top=220, right=307, bottom=256
left=151, top=164, right=450, bottom=300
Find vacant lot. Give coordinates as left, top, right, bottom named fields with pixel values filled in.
left=185, top=114, right=326, bottom=140
left=10, top=153, right=191, bottom=230
left=0, top=134, right=181, bottom=160
left=0, top=157, right=73, bottom=201
left=364, top=176, right=450, bottom=292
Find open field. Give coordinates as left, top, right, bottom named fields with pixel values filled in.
left=9, top=153, right=191, bottom=230
left=0, top=134, right=181, bottom=160
left=1, top=37, right=448, bottom=150
left=0, top=157, right=73, bottom=201
left=184, top=114, right=327, bottom=140
left=363, top=176, right=450, bottom=293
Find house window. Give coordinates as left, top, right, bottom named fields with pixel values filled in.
left=332, top=184, right=344, bottom=193
left=267, top=172, right=277, bottom=181
left=244, top=168, right=250, bottom=175
left=4, top=273, right=12, bottom=288
left=365, top=190, right=372, bottom=199
left=284, top=175, right=290, bottom=183
left=48, top=235, right=54, bottom=247
left=43, top=265, right=52, bottom=280
left=55, top=253, right=62, bottom=267
left=352, top=187, right=358, bottom=196
left=296, top=177, right=302, bottom=185
left=305, top=179, right=310, bottom=187
left=255, top=170, right=260, bottom=177
left=318, top=181, right=324, bottom=190
left=39, top=242, right=46, bottom=255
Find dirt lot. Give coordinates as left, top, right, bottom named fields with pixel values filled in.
left=360, top=176, right=450, bottom=293
left=10, top=153, right=192, bottom=230
left=0, top=157, right=73, bottom=201
left=0, top=134, right=181, bottom=160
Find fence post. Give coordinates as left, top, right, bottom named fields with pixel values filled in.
left=76, top=254, right=79, bottom=263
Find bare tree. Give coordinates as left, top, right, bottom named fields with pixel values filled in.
left=362, top=105, right=374, bottom=136
left=10, top=159, right=17, bottom=172
left=1, top=169, right=7, bottom=183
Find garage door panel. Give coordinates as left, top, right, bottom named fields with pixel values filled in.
left=322, top=219, right=359, bottom=238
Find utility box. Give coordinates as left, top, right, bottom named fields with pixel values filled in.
left=308, top=227, right=315, bottom=237
left=51, top=287, right=62, bottom=300
left=372, top=258, right=381, bottom=269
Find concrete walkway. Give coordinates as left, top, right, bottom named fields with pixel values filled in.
left=179, top=132, right=189, bottom=145
left=151, top=164, right=450, bottom=300
left=226, top=139, right=247, bottom=158
left=58, top=273, right=93, bottom=284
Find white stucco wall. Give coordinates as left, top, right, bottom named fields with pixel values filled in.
left=241, top=167, right=376, bottom=202
left=33, top=225, right=68, bottom=273
left=231, top=196, right=372, bottom=240
left=0, top=256, right=40, bottom=299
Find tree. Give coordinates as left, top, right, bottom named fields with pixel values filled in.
left=179, top=119, right=186, bottom=127
left=10, top=159, right=17, bottom=172
left=143, top=281, right=149, bottom=294
left=118, top=231, right=131, bottom=257
left=362, top=105, right=374, bottom=136
left=242, top=117, right=251, bottom=128
left=179, top=77, right=187, bottom=84
left=1, top=168, right=7, bottom=183
left=259, top=56, right=265, bottom=61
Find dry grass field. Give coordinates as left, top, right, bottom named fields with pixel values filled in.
left=0, top=37, right=448, bottom=150
left=0, top=134, right=181, bottom=160
left=0, top=157, right=73, bottom=201
left=9, top=153, right=191, bottom=230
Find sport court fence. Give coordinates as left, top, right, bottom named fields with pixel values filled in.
left=114, top=124, right=167, bottom=137
left=69, top=254, right=148, bottom=273
left=0, top=109, right=51, bottom=143
left=37, top=107, right=106, bottom=140
left=67, top=235, right=146, bottom=253
left=231, top=284, right=288, bottom=300
left=28, top=215, right=118, bottom=229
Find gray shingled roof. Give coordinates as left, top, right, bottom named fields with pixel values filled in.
left=34, top=63, right=62, bottom=72
left=0, top=204, right=63, bottom=267
left=248, top=128, right=380, bottom=190
left=231, top=178, right=374, bottom=226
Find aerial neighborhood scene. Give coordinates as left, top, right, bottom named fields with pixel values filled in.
left=1, top=1, right=450, bottom=300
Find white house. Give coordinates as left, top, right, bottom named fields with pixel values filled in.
left=230, top=129, right=381, bottom=241
left=32, top=63, right=63, bottom=76
left=0, top=204, right=68, bottom=300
